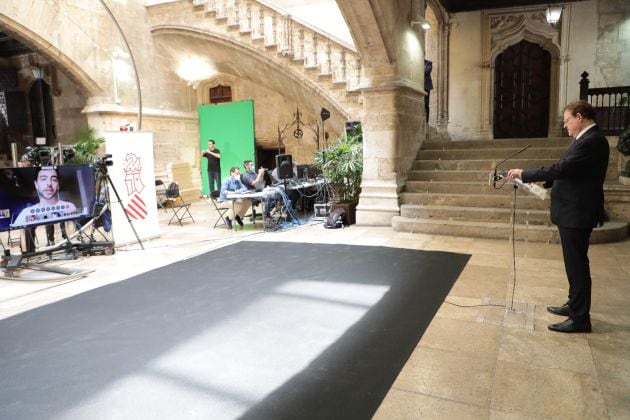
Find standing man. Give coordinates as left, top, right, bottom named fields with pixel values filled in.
left=202, top=139, right=221, bottom=196
left=507, top=100, right=609, bottom=333
left=424, top=59, right=433, bottom=124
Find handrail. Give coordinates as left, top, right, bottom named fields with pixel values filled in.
left=579, top=71, right=629, bottom=135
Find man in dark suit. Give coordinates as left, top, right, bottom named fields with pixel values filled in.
left=507, top=100, right=609, bottom=333
left=424, top=59, right=433, bottom=123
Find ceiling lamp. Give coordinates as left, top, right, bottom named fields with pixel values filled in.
left=545, top=5, right=562, bottom=25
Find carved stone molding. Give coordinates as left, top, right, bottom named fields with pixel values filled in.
left=489, top=11, right=560, bottom=61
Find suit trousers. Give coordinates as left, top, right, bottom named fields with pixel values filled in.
left=558, top=226, right=593, bottom=321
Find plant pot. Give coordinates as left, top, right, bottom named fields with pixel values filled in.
left=331, top=202, right=356, bottom=225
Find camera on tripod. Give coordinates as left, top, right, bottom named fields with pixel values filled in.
left=94, top=154, right=114, bottom=172
left=23, top=146, right=51, bottom=166
left=22, top=146, right=76, bottom=166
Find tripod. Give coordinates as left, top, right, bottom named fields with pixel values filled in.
left=93, top=161, right=145, bottom=250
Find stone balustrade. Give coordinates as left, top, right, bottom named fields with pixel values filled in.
left=193, top=0, right=361, bottom=89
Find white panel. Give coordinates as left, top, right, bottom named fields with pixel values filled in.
left=104, top=131, right=160, bottom=246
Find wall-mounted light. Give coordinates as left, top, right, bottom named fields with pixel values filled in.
left=31, top=67, right=43, bottom=79
left=545, top=5, right=562, bottom=25
left=411, top=18, right=431, bottom=30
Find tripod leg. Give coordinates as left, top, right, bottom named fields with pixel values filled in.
left=105, top=173, right=145, bottom=250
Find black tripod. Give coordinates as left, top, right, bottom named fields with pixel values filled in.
left=93, top=159, right=145, bottom=250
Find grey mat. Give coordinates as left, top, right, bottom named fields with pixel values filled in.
left=0, top=242, right=470, bottom=420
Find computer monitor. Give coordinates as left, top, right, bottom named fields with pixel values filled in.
left=296, top=164, right=310, bottom=180
left=0, top=164, right=97, bottom=231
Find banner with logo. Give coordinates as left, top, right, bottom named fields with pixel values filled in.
left=104, top=131, right=160, bottom=246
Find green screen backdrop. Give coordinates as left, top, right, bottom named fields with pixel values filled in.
left=199, top=100, right=255, bottom=196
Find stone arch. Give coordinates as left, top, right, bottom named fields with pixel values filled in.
left=480, top=9, right=562, bottom=138
left=335, top=0, right=394, bottom=70
left=151, top=25, right=350, bottom=122
left=0, top=16, right=102, bottom=97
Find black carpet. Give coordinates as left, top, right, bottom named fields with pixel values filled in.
left=0, top=242, right=469, bottom=420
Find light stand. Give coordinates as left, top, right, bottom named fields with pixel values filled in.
left=320, top=108, right=331, bottom=215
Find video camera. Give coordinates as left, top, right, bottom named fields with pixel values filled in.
left=94, top=154, right=114, bottom=173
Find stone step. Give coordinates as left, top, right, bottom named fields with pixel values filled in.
left=413, top=158, right=557, bottom=171
left=422, top=137, right=572, bottom=150
left=400, top=192, right=550, bottom=210
left=391, top=217, right=628, bottom=244
left=396, top=136, right=628, bottom=244
left=409, top=170, right=498, bottom=182
left=404, top=180, right=550, bottom=197
left=420, top=147, right=567, bottom=161
left=400, top=204, right=551, bottom=225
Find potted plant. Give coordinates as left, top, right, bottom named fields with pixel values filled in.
left=313, top=127, right=363, bottom=224
left=617, top=127, right=630, bottom=185
left=69, top=126, right=105, bottom=164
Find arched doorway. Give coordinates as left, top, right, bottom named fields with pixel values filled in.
left=493, top=40, right=550, bottom=138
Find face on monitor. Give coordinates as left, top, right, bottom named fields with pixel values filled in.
left=0, top=164, right=97, bottom=231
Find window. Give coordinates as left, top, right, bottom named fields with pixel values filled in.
left=209, top=84, right=232, bottom=104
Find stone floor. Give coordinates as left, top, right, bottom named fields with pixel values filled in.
left=1, top=200, right=629, bottom=419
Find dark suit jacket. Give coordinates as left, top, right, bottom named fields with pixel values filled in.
left=424, top=60, right=433, bottom=91
left=522, top=125, right=609, bottom=229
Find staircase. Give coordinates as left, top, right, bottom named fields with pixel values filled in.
left=148, top=0, right=362, bottom=115
left=392, top=138, right=629, bottom=244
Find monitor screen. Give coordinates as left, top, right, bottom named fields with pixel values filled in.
left=0, top=164, right=97, bottom=231
left=296, top=164, right=310, bottom=180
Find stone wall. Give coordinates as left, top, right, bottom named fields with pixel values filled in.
left=595, top=0, right=630, bottom=87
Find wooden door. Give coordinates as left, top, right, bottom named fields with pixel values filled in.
left=493, top=40, right=550, bottom=138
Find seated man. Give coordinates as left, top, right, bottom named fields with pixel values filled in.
left=241, top=160, right=277, bottom=218
left=219, top=166, right=251, bottom=229
left=241, top=160, right=265, bottom=191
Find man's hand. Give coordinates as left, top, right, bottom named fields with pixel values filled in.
left=507, top=169, right=523, bottom=180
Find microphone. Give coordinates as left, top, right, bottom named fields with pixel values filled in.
left=491, top=144, right=532, bottom=188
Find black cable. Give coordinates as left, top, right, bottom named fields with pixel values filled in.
left=510, top=186, right=518, bottom=310
left=444, top=300, right=506, bottom=308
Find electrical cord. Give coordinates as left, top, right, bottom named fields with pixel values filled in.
left=444, top=300, right=506, bottom=308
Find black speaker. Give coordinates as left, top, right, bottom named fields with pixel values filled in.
left=276, top=154, right=293, bottom=179
left=345, top=120, right=362, bottom=141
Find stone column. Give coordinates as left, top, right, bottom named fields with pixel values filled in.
left=356, top=84, right=424, bottom=226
